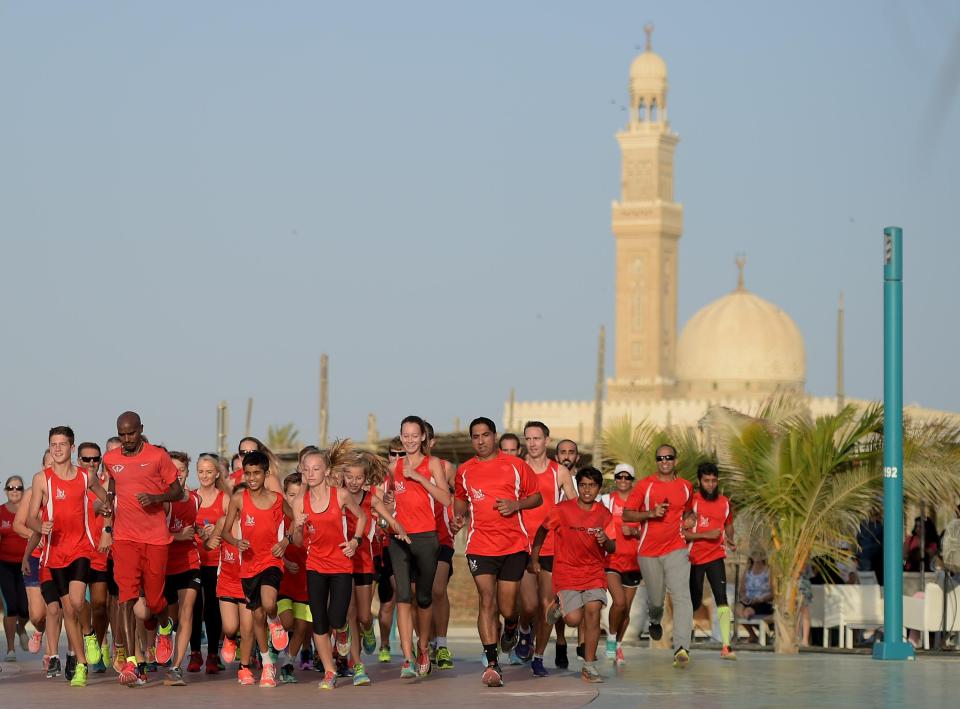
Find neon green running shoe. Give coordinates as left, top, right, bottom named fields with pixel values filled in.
left=70, top=662, right=88, bottom=687
left=378, top=646, right=391, bottom=663
left=83, top=634, right=101, bottom=665
left=352, top=662, right=370, bottom=686
left=361, top=624, right=376, bottom=655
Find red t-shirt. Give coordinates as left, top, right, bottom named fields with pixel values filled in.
left=545, top=499, right=612, bottom=593
left=602, top=492, right=640, bottom=573
left=166, top=491, right=201, bottom=575
left=688, top=493, right=733, bottom=566
left=238, top=490, right=285, bottom=578
left=627, top=475, right=693, bottom=558
left=391, top=456, right=441, bottom=535
left=455, top=452, right=539, bottom=557
left=103, top=444, right=179, bottom=545
left=0, top=504, right=27, bottom=563
left=521, top=460, right=567, bottom=557
left=41, top=467, right=96, bottom=569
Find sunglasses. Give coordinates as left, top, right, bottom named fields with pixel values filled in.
left=614, top=474, right=634, bottom=481
left=387, top=451, right=406, bottom=457
left=79, top=456, right=101, bottom=464
left=656, top=455, right=676, bottom=462
left=239, top=449, right=258, bottom=456
left=5, top=485, right=24, bottom=492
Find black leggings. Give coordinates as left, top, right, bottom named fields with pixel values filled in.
left=387, top=531, right=439, bottom=609
left=307, top=571, right=353, bottom=635
left=690, top=557, right=728, bottom=610
left=190, top=565, right=222, bottom=654
left=0, top=560, right=29, bottom=619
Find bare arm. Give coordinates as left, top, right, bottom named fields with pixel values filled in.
left=338, top=489, right=366, bottom=558
left=371, top=492, right=409, bottom=542
left=13, top=488, right=35, bottom=538
left=219, top=493, right=244, bottom=548
left=557, top=467, right=576, bottom=500
left=26, top=473, right=47, bottom=534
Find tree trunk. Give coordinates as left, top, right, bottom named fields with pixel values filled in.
left=773, top=581, right=799, bottom=654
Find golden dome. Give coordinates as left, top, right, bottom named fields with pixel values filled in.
left=630, top=50, right=667, bottom=82
left=675, top=279, right=806, bottom=396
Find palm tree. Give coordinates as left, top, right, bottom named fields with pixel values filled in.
left=702, top=397, right=960, bottom=653
left=266, top=422, right=302, bottom=452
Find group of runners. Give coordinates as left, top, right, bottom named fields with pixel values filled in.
left=0, top=411, right=736, bottom=689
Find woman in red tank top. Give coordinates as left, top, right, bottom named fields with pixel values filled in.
left=220, top=451, right=295, bottom=687
left=191, top=452, right=228, bottom=674
left=387, top=416, right=451, bottom=679
left=341, top=450, right=407, bottom=679
left=0, top=475, right=29, bottom=659
left=289, top=441, right=367, bottom=689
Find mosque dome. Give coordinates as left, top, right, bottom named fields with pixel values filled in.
left=630, top=50, right=667, bottom=82
left=675, top=267, right=806, bottom=397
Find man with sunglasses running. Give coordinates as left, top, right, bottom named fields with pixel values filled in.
left=622, top=444, right=694, bottom=668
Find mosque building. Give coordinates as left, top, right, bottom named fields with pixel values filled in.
left=504, top=28, right=957, bottom=444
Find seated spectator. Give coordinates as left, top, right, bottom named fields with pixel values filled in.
left=904, top=516, right=939, bottom=573
left=736, top=550, right=773, bottom=642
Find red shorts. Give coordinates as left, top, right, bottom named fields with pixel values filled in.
left=112, top=539, right=168, bottom=612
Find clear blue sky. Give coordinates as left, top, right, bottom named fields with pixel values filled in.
left=2, top=1, right=958, bottom=477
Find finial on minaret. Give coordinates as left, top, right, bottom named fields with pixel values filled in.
left=644, top=23, right=654, bottom=51
left=735, top=254, right=746, bottom=291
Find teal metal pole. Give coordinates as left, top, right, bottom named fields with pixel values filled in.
left=873, top=226, right=914, bottom=661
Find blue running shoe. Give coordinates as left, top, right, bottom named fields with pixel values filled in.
left=515, top=631, right=533, bottom=662
left=531, top=657, right=548, bottom=677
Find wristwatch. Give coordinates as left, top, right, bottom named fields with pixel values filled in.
left=353, top=536, right=363, bottom=545
left=286, top=534, right=294, bottom=544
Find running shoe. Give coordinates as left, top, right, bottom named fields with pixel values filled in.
left=648, top=622, right=663, bottom=641
left=313, top=653, right=323, bottom=672
left=46, top=655, right=62, bottom=678
left=335, top=654, right=353, bottom=678
left=581, top=664, right=603, bottom=683
left=515, top=630, right=533, bottom=662
left=415, top=649, right=431, bottom=677
left=28, top=630, right=43, bottom=654
left=720, top=645, right=737, bottom=661
left=545, top=597, right=563, bottom=626
left=334, top=624, right=351, bottom=657
left=155, top=622, right=174, bottom=665
left=187, top=650, right=203, bottom=672
left=280, top=663, right=298, bottom=683
left=100, top=641, right=111, bottom=668
left=554, top=642, right=568, bottom=669
left=531, top=657, right=548, bottom=677
left=205, top=654, right=221, bottom=674
left=319, top=670, right=337, bottom=689
left=481, top=662, right=503, bottom=687
left=221, top=637, right=238, bottom=664
left=65, top=653, right=77, bottom=680
left=435, top=646, right=454, bottom=670
left=237, top=666, right=255, bottom=685
left=164, top=667, right=186, bottom=686
left=399, top=658, right=417, bottom=678
left=268, top=617, right=288, bottom=652
left=84, top=633, right=101, bottom=665
left=112, top=646, right=127, bottom=674
left=5, top=650, right=16, bottom=662
left=117, top=660, right=139, bottom=686
left=378, top=646, right=391, bottom=663
left=361, top=624, right=376, bottom=655
left=300, top=648, right=313, bottom=670
left=70, top=662, right=88, bottom=687
left=672, top=647, right=690, bottom=668
left=428, top=643, right=437, bottom=664
left=91, top=657, right=107, bottom=674
left=352, top=662, right=370, bottom=686
left=508, top=647, right=523, bottom=665
left=19, top=630, right=29, bottom=652
left=605, top=636, right=616, bottom=659
left=576, top=643, right=585, bottom=659
left=615, top=646, right=625, bottom=666
left=500, top=622, right=519, bottom=653
left=259, top=663, right=277, bottom=687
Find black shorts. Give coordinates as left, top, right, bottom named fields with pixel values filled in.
left=241, top=567, right=283, bottom=611
left=49, top=557, right=91, bottom=599
left=538, top=555, right=554, bottom=573
left=438, top=544, right=454, bottom=579
left=164, top=569, right=202, bottom=605
left=106, top=558, right=119, bottom=596
left=219, top=596, right=246, bottom=605
left=606, top=568, right=642, bottom=588
left=41, top=580, right=61, bottom=606
left=353, top=572, right=375, bottom=587
left=89, top=567, right=111, bottom=586
left=467, top=551, right=528, bottom=582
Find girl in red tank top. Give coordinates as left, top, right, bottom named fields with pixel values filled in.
left=342, top=453, right=407, bottom=673
left=194, top=453, right=227, bottom=673
left=290, top=441, right=368, bottom=686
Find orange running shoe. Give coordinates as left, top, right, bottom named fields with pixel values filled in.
left=237, top=666, right=255, bottom=685
left=259, top=664, right=277, bottom=687
left=155, top=622, right=174, bottom=665
left=221, top=637, right=238, bottom=664
left=269, top=617, right=288, bottom=652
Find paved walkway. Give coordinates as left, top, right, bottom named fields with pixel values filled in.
left=0, top=638, right=954, bottom=708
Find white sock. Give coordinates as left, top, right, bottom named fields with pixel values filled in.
left=435, top=636, right=447, bottom=648
left=519, top=625, right=531, bottom=635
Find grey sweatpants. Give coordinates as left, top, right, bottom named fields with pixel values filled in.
left=639, top=547, right=693, bottom=652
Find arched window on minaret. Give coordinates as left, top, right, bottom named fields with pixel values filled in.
left=650, top=98, right=659, bottom=123
left=638, top=98, right=646, bottom=122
